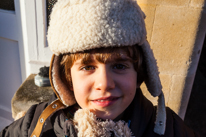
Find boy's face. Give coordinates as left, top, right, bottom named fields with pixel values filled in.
left=70, top=50, right=137, bottom=120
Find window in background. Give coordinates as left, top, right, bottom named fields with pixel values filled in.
left=0, top=0, right=15, bottom=11
left=46, top=0, right=57, bottom=27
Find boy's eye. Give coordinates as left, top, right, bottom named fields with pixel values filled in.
left=113, top=64, right=127, bottom=70
left=81, top=66, right=95, bottom=71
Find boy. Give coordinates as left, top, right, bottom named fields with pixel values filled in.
left=0, top=0, right=200, bottom=136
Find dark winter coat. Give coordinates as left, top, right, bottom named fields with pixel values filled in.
left=0, top=88, right=201, bottom=137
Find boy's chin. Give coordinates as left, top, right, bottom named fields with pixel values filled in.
left=91, top=109, right=124, bottom=120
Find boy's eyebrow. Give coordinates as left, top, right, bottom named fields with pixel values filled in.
left=111, top=57, right=132, bottom=62
left=106, top=55, right=133, bottom=63
left=73, top=55, right=132, bottom=66
left=73, top=57, right=95, bottom=66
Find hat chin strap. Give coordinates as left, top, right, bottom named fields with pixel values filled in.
left=154, top=93, right=166, bottom=135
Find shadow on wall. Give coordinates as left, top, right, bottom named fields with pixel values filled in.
left=184, top=35, right=206, bottom=136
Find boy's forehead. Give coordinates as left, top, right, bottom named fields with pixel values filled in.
left=75, top=50, right=131, bottom=65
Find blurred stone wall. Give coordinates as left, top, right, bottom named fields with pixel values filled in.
left=138, top=0, right=206, bottom=119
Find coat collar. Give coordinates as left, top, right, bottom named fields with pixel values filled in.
left=123, top=88, right=154, bottom=136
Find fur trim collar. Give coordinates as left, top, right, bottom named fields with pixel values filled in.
left=73, top=109, right=134, bottom=137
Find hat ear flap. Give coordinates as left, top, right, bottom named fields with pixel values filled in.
left=140, top=41, right=166, bottom=135
left=50, top=55, right=76, bottom=106
left=141, top=41, right=162, bottom=97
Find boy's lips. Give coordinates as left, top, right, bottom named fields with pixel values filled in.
left=91, top=96, right=120, bottom=107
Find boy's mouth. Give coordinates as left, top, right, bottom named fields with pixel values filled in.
left=91, top=97, right=119, bottom=107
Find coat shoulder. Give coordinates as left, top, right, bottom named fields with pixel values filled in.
left=0, top=102, right=48, bottom=137
left=165, top=107, right=201, bottom=137
left=142, top=107, right=201, bottom=137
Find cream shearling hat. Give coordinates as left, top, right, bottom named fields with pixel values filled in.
left=48, top=0, right=166, bottom=135
left=48, top=0, right=146, bottom=55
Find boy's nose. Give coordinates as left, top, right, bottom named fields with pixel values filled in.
left=94, top=68, right=115, bottom=91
